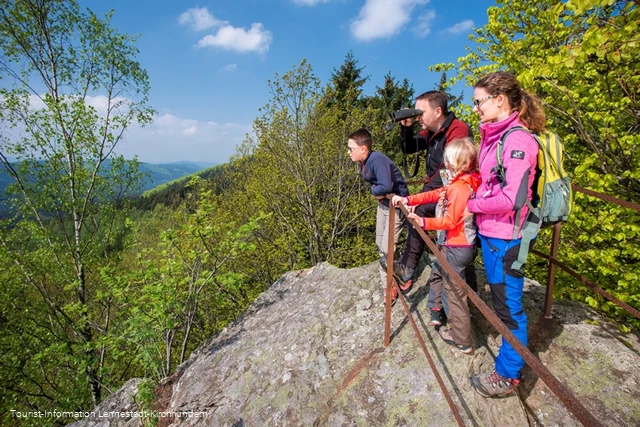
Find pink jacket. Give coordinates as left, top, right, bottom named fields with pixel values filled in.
left=466, top=112, right=538, bottom=240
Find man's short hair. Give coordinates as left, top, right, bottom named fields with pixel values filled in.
left=348, top=128, right=372, bottom=150
left=415, top=90, right=449, bottom=116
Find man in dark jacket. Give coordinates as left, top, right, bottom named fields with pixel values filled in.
left=393, top=91, right=477, bottom=325
left=348, top=128, right=408, bottom=304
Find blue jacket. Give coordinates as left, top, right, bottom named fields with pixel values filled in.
left=360, top=151, right=409, bottom=207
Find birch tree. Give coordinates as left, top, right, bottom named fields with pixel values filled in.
left=0, top=0, right=153, bottom=412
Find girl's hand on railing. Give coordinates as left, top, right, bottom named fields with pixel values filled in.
left=407, top=212, right=426, bottom=229
left=391, top=195, right=408, bottom=207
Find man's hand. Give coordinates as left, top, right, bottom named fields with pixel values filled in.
left=400, top=117, right=413, bottom=127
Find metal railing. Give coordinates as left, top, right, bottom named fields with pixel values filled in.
left=378, top=182, right=640, bottom=426
left=538, top=184, right=640, bottom=320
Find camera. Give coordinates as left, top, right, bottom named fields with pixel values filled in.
left=387, top=108, right=423, bottom=131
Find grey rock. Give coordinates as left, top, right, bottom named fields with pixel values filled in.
left=68, top=379, right=143, bottom=427
left=71, top=261, right=640, bottom=426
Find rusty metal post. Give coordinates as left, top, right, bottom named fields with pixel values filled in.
left=544, top=222, right=562, bottom=319
left=383, top=205, right=395, bottom=347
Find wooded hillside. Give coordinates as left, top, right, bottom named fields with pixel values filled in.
left=0, top=1, right=638, bottom=425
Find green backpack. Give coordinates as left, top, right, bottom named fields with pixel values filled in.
left=496, top=126, right=573, bottom=274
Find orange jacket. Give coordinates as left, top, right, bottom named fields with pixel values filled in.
left=406, top=172, right=481, bottom=247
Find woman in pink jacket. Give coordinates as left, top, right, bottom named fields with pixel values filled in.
left=466, top=71, right=546, bottom=398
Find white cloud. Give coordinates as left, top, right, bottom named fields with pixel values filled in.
left=291, top=0, right=330, bottom=5
left=116, top=113, right=251, bottom=164
left=2, top=95, right=244, bottom=164
left=414, top=10, right=436, bottom=37
left=443, top=19, right=474, bottom=35
left=197, top=23, right=273, bottom=54
left=84, top=94, right=130, bottom=115
left=178, top=7, right=226, bottom=31
left=27, top=95, right=46, bottom=110
left=18, top=94, right=129, bottom=115
left=220, top=64, right=238, bottom=72
left=182, top=125, right=198, bottom=136
left=350, top=0, right=430, bottom=41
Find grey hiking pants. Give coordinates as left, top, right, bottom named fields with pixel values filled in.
left=376, top=202, right=406, bottom=290
left=429, top=246, right=476, bottom=346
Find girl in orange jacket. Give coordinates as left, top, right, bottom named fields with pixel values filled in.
left=392, top=137, right=480, bottom=353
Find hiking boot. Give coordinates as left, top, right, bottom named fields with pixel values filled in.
left=438, top=328, right=473, bottom=354
left=398, top=278, right=413, bottom=294
left=381, top=295, right=397, bottom=307
left=392, top=261, right=414, bottom=285
left=470, top=371, right=520, bottom=398
left=429, top=309, right=446, bottom=326
left=381, top=287, right=397, bottom=307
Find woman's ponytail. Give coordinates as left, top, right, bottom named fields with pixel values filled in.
left=475, top=71, right=546, bottom=133
left=518, top=89, right=546, bottom=133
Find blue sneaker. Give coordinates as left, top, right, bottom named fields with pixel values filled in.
left=429, top=309, right=446, bottom=326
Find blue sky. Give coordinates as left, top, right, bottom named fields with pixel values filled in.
left=81, top=0, right=496, bottom=164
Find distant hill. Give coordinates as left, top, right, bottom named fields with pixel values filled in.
left=133, top=161, right=238, bottom=211
left=0, top=160, right=215, bottom=217
left=138, top=160, right=215, bottom=193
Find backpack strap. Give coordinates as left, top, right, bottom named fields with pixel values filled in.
left=496, top=126, right=540, bottom=275
left=512, top=207, right=540, bottom=274
left=495, top=126, right=530, bottom=235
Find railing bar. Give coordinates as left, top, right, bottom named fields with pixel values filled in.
left=384, top=206, right=396, bottom=347
left=572, top=184, right=640, bottom=212
left=531, top=249, right=640, bottom=320
left=543, top=223, right=562, bottom=318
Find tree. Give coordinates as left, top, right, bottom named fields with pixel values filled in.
left=369, top=72, right=414, bottom=165
left=432, top=0, right=640, bottom=326
left=105, top=181, right=264, bottom=380
left=323, top=52, right=369, bottom=118
left=241, top=59, right=377, bottom=267
left=436, top=72, right=464, bottom=112
left=0, top=0, right=153, bottom=412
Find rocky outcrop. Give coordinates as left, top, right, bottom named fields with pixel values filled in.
left=71, top=261, right=640, bottom=426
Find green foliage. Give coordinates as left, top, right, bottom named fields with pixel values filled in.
left=432, top=0, right=640, bottom=329
left=0, top=0, right=153, bottom=418
left=368, top=73, right=415, bottom=166
left=323, top=51, right=368, bottom=115
left=134, top=163, right=234, bottom=211
left=135, top=379, right=158, bottom=427
left=105, top=180, right=266, bottom=379
left=238, top=59, right=380, bottom=268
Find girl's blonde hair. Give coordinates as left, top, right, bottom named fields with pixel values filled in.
left=443, top=137, right=478, bottom=176
left=435, top=137, right=478, bottom=217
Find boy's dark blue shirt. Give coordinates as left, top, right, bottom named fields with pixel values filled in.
left=360, top=151, right=409, bottom=207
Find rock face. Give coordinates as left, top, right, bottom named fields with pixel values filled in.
left=71, top=261, right=640, bottom=427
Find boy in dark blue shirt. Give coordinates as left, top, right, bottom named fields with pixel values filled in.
left=348, top=128, right=409, bottom=304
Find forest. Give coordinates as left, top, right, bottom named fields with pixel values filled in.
left=0, top=0, right=638, bottom=425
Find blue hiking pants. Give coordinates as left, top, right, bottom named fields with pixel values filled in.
left=478, top=234, right=528, bottom=379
